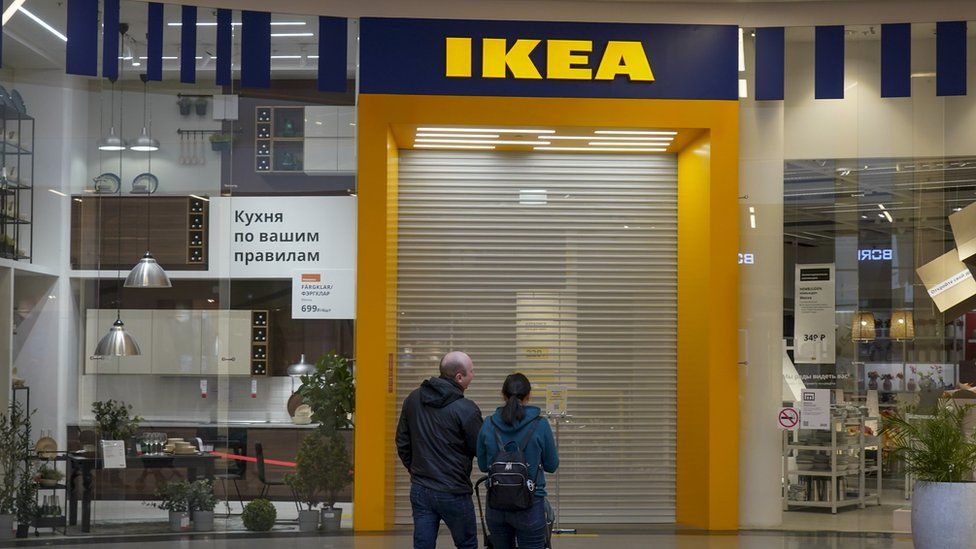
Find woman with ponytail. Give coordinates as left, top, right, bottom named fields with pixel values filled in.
left=477, top=373, right=559, bottom=549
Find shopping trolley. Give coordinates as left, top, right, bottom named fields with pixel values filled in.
left=474, top=476, right=554, bottom=549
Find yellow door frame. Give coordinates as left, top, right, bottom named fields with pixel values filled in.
left=355, top=93, right=739, bottom=531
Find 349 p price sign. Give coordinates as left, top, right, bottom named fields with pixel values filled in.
left=291, top=269, right=356, bottom=319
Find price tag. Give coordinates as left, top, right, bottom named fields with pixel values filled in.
left=101, top=440, right=126, bottom=469
left=292, top=269, right=356, bottom=319
left=200, top=379, right=208, bottom=399
left=251, top=379, right=258, bottom=398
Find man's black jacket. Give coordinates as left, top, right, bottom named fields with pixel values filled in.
left=396, top=376, right=484, bottom=494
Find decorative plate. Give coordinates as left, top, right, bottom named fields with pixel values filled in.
left=0, top=85, right=8, bottom=109
left=287, top=392, right=304, bottom=417
left=9, top=89, right=25, bottom=115
left=130, top=172, right=159, bottom=194
left=35, top=436, right=57, bottom=459
left=92, top=172, right=121, bottom=194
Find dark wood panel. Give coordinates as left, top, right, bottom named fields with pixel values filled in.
left=70, top=196, right=208, bottom=271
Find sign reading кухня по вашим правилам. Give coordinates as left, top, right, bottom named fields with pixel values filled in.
left=359, top=18, right=738, bottom=100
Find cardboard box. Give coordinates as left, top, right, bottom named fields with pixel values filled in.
left=916, top=249, right=976, bottom=320
left=949, top=201, right=976, bottom=262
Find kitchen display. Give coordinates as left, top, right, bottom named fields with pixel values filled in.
left=0, top=0, right=358, bottom=538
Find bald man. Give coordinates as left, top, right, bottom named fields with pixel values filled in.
left=396, top=351, right=484, bottom=549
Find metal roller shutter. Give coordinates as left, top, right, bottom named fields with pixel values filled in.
left=394, top=150, right=678, bottom=524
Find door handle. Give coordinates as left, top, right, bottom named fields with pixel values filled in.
left=89, top=355, right=103, bottom=360
left=221, top=357, right=236, bottom=362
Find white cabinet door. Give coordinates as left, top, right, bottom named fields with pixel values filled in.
left=304, top=106, right=338, bottom=137
left=201, top=310, right=252, bottom=376
left=304, top=138, right=339, bottom=173
left=337, top=107, right=356, bottom=138
left=337, top=137, right=356, bottom=172
left=117, top=310, right=153, bottom=374
left=151, top=310, right=202, bottom=374
left=85, top=309, right=119, bottom=374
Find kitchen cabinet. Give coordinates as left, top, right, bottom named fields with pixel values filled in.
left=151, top=310, right=202, bottom=374
left=303, top=106, right=355, bottom=174
left=84, top=309, right=257, bottom=376
left=200, top=310, right=252, bottom=376
left=84, top=309, right=153, bottom=374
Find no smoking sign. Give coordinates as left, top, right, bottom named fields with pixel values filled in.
left=777, top=407, right=800, bottom=431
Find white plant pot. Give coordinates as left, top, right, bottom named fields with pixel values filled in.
left=168, top=511, right=191, bottom=532
left=320, top=507, right=342, bottom=532
left=912, top=481, right=976, bottom=549
left=193, top=510, right=214, bottom=532
left=298, top=509, right=319, bottom=532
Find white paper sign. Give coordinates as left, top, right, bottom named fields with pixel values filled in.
left=100, top=440, right=127, bottom=469
left=211, top=196, right=357, bottom=279
left=292, top=269, right=357, bottom=319
left=545, top=385, right=568, bottom=416
left=800, top=389, right=831, bottom=430
left=794, top=264, right=836, bottom=364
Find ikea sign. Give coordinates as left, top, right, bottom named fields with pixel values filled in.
left=360, top=18, right=738, bottom=100
left=445, top=38, right=654, bottom=82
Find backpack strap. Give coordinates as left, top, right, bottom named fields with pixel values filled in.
left=490, top=416, right=514, bottom=451
left=518, top=417, right=543, bottom=452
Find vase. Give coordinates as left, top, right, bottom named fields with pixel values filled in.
left=908, top=379, right=917, bottom=392
left=868, top=379, right=878, bottom=391
left=0, top=515, right=13, bottom=539
left=883, top=380, right=893, bottom=392
left=912, top=481, right=976, bottom=549
left=15, top=523, right=27, bottom=538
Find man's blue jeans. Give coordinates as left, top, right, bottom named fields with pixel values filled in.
left=486, top=496, right=548, bottom=549
left=410, top=483, right=478, bottom=549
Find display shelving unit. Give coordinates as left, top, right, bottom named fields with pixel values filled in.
left=782, top=414, right=883, bottom=514
left=254, top=106, right=304, bottom=173
left=0, top=104, right=33, bottom=262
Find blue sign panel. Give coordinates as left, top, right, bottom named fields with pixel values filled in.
left=360, top=18, right=738, bottom=100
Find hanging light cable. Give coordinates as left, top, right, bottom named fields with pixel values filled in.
left=96, top=27, right=141, bottom=357
left=125, top=75, right=171, bottom=288
left=130, top=74, right=160, bottom=152
left=97, top=78, right=127, bottom=151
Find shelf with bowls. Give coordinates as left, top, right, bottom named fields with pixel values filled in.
left=0, top=85, right=33, bottom=263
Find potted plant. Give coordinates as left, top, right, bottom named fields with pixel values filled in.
left=881, top=373, right=894, bottom=392
left=36, top=465, right=63, bottom=488
left=92, top=400, right=143, bottom=454
left=884, top=399, right=976, bottom=548
left=149, top=480, right=191, bottom=532
left=187, top=480, right=216, bottom=532
left=867, top=371, right=879, bottom=390
left=0, top=403, right=22, bottom=539
left=318, top=432, right=352, bottom=531
left=296, top=352, right=355, bottom=531
left=241, top=498, right=276, bottom=532
left=208, top=133, right=234, bottom=152
left=284, top=434, right=322, bottom=532
left=917, top=367, right=945, bottom=414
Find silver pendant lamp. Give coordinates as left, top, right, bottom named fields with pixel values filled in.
left=98, top=79, right=127, bottom=151
left=94, top=314, right=142, bottom=357
left=124, top=251, right=171, bottom=288
left=94, top=25, right=141, bottom=357
left=287, top=354, right=314, bottom=377
left=124, top=74, right=170, bottom=288
left=129, top=74, right=159, bottom=152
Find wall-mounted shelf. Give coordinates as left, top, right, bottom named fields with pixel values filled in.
left=0, top=103, right=33, bottom=262
left=250, top=310, right=269, bottom=376
left=254, top=106, right=305, bottom=173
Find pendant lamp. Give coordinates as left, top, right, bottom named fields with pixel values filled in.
left=287, top=354, right=314, bottom=377
left=124, top=73, right=170, bottom=288
left=890, top=310, right=915, bottom=340
left=94, top=315, right=142, bottom=356
left=94, top=27, right=141, bottom=358
left=98, top=79, right=127, bottom=151
left=851, top=311, right=876, bottom=341
left=129, top=76, right=159, bottom=152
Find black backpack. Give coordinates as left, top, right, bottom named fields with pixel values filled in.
left=486, top=416, right=542, bottom=511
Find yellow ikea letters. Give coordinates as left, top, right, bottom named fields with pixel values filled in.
left=445, top=37, right=655, bottom=82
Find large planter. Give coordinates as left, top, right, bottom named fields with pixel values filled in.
left=15, top=523, right=27, bottom=538
left=168, top=511, right=191, bottom=532
left=320, top=507, right=342, bottom=532
left=193, top=510, right=214, bottom=532
left=912, top=481, right=976, bottom=549
left=0, top=514, right=13, bottom=539
left=298, top=509, right=319, bottom=532
left=918, top=387, right=942, bottom=414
